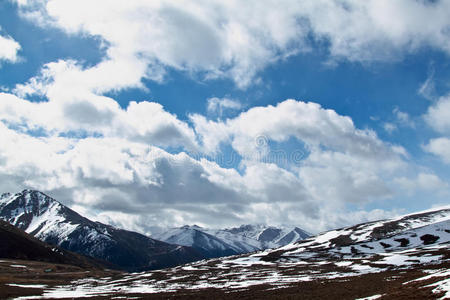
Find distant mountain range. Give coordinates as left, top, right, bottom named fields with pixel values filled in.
left=0, top=189, right=310, bottom=271
left=152, top=224, right=310, bottom=258
left=0, top=190, right=202, bottom=272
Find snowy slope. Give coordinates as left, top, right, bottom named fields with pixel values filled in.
left=15, top=207, right=450, bottom=299
left=203, top=228, right=262, bottom=253
left=0, top=190, right=80, bottom=244
left=219, top=224, right=310, bottom=248
left=273, top=206, right=450, bottom=258
left=0, top=190, right=202, bottom=271
left=0, top=219, right=107, bottom=269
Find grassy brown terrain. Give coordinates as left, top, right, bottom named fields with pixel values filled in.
left=0, top=251, right=448, bottom=299
left=0, top=259, right=122, bottom=299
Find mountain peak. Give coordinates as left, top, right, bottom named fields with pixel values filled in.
left=153, top=222, right=311, bottom=257
left=180, top=224, right=203, bottom=230
left=1, top=189, right=58, bottom=208
left=0, top=190, right=202, bottom=272
left=0, top=192, right=11, bottom=199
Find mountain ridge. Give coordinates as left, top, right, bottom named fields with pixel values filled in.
left=0, top=218, right=108, bottom=269
left=0, top=189, right=311, bottom=271
left=0, top=190, right=202, bottom=272
left=151, top=223, right=311, bottom=258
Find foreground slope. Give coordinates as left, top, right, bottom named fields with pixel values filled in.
left=264, top=206, right=450, bottom=260
left=0, top=190, right=202, bottom=271
left=7, top=207, right=449, bottom=299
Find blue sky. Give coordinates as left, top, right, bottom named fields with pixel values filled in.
left=0, top=0, right=449, bottom=233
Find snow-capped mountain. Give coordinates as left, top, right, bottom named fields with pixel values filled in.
left=0, top=189, right=310, bottom=270
left=19, top=207, right=450, bottom=299
left=152, top=225, right=246, bottom=258
left=0, top=219, right=105, bottom=269
left=153, top=224, right=311, bottom=258
left=219, top=224, right=311, bottom=248
left=0, top=190, right=202, bottom=271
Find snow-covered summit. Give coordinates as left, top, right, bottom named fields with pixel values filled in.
left=0, top=190, right=202, bottom=271
left=153, top=223, right=311, bottom=257
left=218, top=224, right=310, bottom=248
left=0, top=189, right=76, bottom=241
left=153, top=226, right=242, bottom=258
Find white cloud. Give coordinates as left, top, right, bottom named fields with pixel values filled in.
left=393, top=107, right=415, bottom=128
left=193, top=100, right=401, bottom=164
left=15, top=0, right=309, bottom=89
left=14, top=58, right=146, bottom=99
left=418, top=65, right=436, bottom=100
left=423, top=137, right=450, bottom=164
left=382, top=108, right=414, bottom=134
left=0, top=32, right=21, bottom=64
left=423, top=92, right=450, bottom=164
left=300, top=0, right=450, bottom=62
left=207, top=97, right=242, bottom=117
left=383, top=122, right=397, bottom=134
left=394, top=172, right=448, bottom=194
left=299, top=150, right=394, bottom=204
left=0, top=96, right=414, bottom=232
left=0, top=121, right=315, bottom=229
left=193, top=99, right=406, bottom=209
left=13, top=0, right=450, bottom=90
left=424, top=94, right=450, bottom=134
left=0, top=92, right=198, bottom=150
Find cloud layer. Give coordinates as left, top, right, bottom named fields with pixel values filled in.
left=14, top=0, right=450, bottom=89
left=1, top=92, right=437, bottom=233
left=1, top=0, right=449, bottom=234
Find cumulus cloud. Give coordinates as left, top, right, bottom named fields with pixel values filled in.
left=193, top=100, right=401, bottom=163
left=0, top=31, right=21, bottom=64
left=299, top=0, right=450, bottom=63
left=299, top=150, right=394, bottom=204
left=394, top=172, right=449, bottom=194
left=424, top=94, right=450, bottom=134
left=0, top=121, right=313, bottom=229
left=423, top=137, right=450, bottom=164
left=0, top=92, right=198, bottom=150
left=14, top=0, right=308, bottom=89
left=193, top=99, right=405, bottom=208
left=423, top=91, right=450, bottom=164
left=0, top=95, right=415, bottom=232
left=13, top=0, right=450, bottom=90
